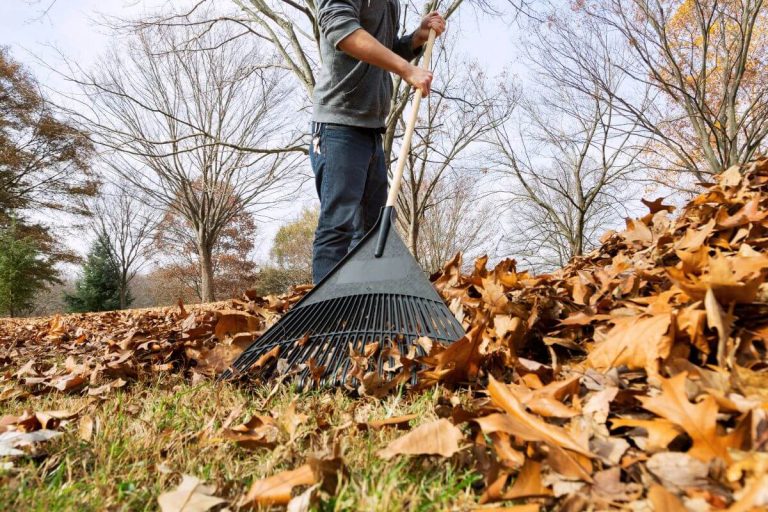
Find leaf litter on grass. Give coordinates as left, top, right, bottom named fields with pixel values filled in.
left=2, top=159, right=768, bottom=510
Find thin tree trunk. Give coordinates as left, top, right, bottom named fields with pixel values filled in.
left=198, top=242, right=216, bottom=302
left=408, top=217, right=419, bottom=262
left=575, top=212, right=585, bottom=257
left=119, top=280, right=128, bottom=309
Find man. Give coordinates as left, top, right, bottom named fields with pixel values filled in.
left=311, top=1, right=447, bottom=283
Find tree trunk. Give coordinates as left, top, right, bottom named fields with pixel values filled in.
left=575, top=213, right=585, bottom=257
left=407, top=217, right=420, bottom=263
left=198, top=242, right=216, bottom=303
left=119, top=281, right=128, bottom=309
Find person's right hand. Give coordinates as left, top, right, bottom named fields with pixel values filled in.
left=402, top=64, right=433, bottom=96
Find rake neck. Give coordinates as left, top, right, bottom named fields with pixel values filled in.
left=374, top=205, right=395, bottom=258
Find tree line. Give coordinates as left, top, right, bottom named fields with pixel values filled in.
left=1, top=0, right=766, bottom=316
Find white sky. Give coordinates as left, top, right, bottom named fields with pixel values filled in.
left=1, top=0, right=527, bottom=261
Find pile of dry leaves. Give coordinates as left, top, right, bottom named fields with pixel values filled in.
left=2, top=158, right=768, bottom=510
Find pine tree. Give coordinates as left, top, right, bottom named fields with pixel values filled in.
left=65, top=234, right=129, bottom=313
left=0, top=221, right=60, bottom=317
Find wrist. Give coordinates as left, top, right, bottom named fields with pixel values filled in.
left=413, top=28, right=428, bottom=47
left=395, top=58, right=412, bottom=77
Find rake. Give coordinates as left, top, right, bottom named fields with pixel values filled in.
left=219, top=29, right=464, bottom=388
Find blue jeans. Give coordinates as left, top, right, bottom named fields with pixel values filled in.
left=310, top=122, right=387, bottom=283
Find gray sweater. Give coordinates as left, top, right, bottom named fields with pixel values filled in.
left=313, top=0, right=422, bottom=129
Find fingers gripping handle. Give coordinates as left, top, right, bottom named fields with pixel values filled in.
left=375, top=29, right=437, bottom=258
left=386, top=28, right=437, bottom=209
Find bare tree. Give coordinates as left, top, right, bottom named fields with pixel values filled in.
left=416, top=174, right=498, bottom=273
left=395, top=46, right=515, bottom=260
left=153, top=206, right=259, bottom=301
left=544, top=0, right=768, bottom=184
left=66, top=19, right=300, bottom=302
left=89, top=185, right=158, bottom=309
left=492, top=62, right=642, bottom=271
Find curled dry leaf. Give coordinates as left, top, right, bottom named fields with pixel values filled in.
left=0, top=429, right=61, bottom=457
left=240, top=464, right=317, bottom=508
left=79, top=415, right=95, bottom=441
left=219, top=414, right=279, bottom=449
left=587, top=314, right=674, bottom=376
left=213, top=310, right=260, bottom=340
left=648, top=484, right=686, bottom=512
left=418, top=323, right=485, bottom=386
left=727, top=474, right=768, bottom=512
left=485, top=376, right=592, bottom=458
left=503, top=458, right=552, bottom=500
left=157, top=474, right=225, bottom=512
left=646, top=452, right=709, bottom=490
left=377, top=418, right=464, bottom=460
left=609, top=417, right=683, bottom=453
left=639, top=372, right=735, bottom=461
left=359, top=413, right=417, bottom=430
left=279, top=399, right=309, bottom=441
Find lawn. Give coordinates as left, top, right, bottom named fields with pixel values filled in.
left=0, top=374, right=487, bottom=511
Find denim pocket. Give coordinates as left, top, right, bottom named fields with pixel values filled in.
left=310, top=123, right=324, bottom=159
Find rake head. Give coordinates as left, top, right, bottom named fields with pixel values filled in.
left=219, top=208, right=465, bottom=389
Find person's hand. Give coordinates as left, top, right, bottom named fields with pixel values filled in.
left=414, top=11, right=446, bottom=46
left=401, top=63, right=433, bottom=96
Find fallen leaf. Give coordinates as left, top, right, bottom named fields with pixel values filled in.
left=220, top=414, right=279, bottom=449
left=50, top=374, right=86, bottom=392
left=377, top=418, right=464, bottom=460
left=240, top=464, right=316, bottom=507
left=705, top=287, right=733, bottom=366
left=157, top=474, right=225, bottom=512
left=214, top=310, right=260, bottom=340
left=648, top=484, right=685, bottom=511
left=79, top=415, right=95, bottom=441
left=0, top=429, right=61, bottom=457
left=286, top=483, right=319, bottom=512
left=360, top=414, right=417, bottom=430
left=610, top=417, right=683, bottom=452
left=483, top=376, right=592, bottom=458
left=280, top=399, right=308, bottom=441
left=504, top=458, right=552, bottom=499
left=639, top=372, right=734, bottom=461
left=418, top=323, right=485, bottom=385
left=622, top=218, right=653, bottom=244
left=587, top=314, right=674, bottom=375
left=727, top=474, right=768, bottom=512
left=591, top=467, right=642, bottom=502
left=646, top=452, right=709, bottom=490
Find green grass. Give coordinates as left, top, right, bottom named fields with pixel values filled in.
left=0, top=376, right=508, bottom=511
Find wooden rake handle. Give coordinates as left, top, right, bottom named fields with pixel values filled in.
left=385, top=28, right=438, bottom=208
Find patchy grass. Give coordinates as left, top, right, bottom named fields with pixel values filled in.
left=0, top=377, right=497, bottom=511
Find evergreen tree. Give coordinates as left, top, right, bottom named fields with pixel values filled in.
left=65, top=234, right=129, bottom=312
left=0, top=221, right=60, bottom=317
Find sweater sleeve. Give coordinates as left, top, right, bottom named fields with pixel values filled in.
left=317, top=0, right=363, bottom=49
left=392, top=32, right=423, bottom=61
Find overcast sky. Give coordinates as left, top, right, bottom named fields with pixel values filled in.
left=1, top=0, right=524, bottom=260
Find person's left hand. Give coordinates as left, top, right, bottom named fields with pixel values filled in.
left=415, top=11, right=446, bottom=45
